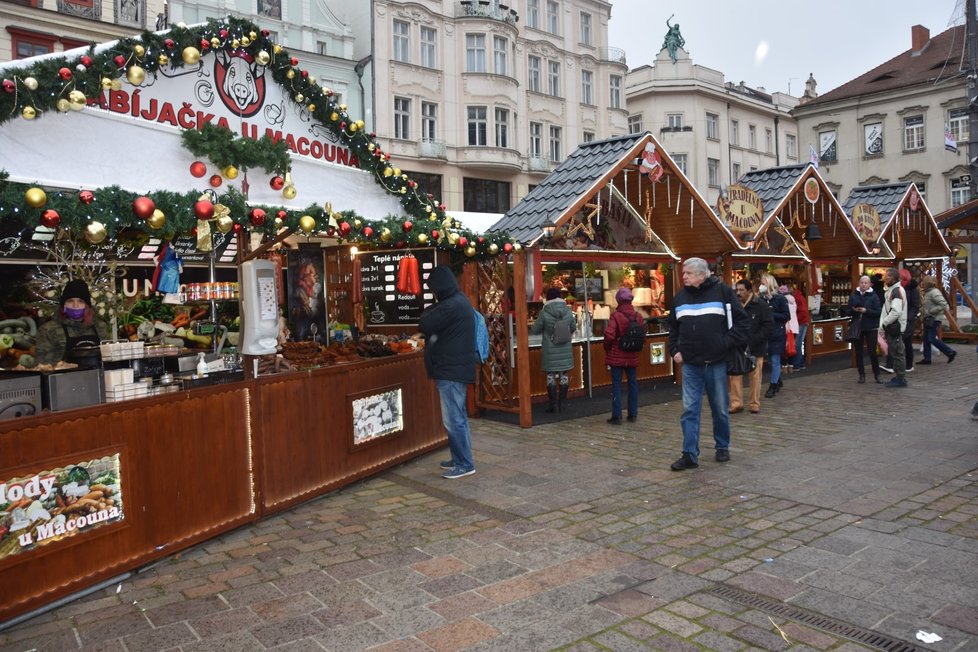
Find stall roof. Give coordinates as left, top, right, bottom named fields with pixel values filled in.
left=842, top=183, right=950, bottom=259
left=739, top=164, right=869, bottom=260
left=937, top=198, right=978, bottom=237
left=490, top=132, right=742, bottom=257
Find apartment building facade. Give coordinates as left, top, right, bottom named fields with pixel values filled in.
left=624, top=47, right=800, bottom=207
left=373, top=0, right=628, bottom=215
left=792, top=25, right=969, bottom=215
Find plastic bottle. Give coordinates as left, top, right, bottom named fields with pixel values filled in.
left=196, top=352, right=208, bottom=377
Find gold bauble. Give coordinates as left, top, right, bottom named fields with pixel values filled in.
left=286, top=70, right=295, bottom=79
left=488, top=243, right=499, bottom=255
left=356, top=120, right=365, bottom=130
left=353, top=219, right=362, bottom=228
left=383, top=168, right=393, bottom=178
left=448, top=232, right=460, bottom=245
left=158, top=54, right=169, bottom=66
left=56, top=99, right=70, bottom=113
left=147, top=209, right=165, bottom=229
left=273, top=44, right=283, bottom=54
left=240, top=36, right=251, bottom=47
left=22, top=106, right=36, bottom=120
left=111, top=78, right=123, bottom=91
left=256, top=50, right=270, bottom=66
left=417, top=233, right=428, bottom=245
left=231, top=39, right=240, bottom=49
left=23, top=77, right=38, bottom=91
left=68, top=90, right=86, bottom=111
left=299, top=215, right=316, bottom=233
left=25, top=187, right=47, bottom=208
left=393, top=168, right=401, bottom=176
left=282, top=185, right=297, bottom=200
left=210, top=37, right=221, bottom=49
left=330, top=112, right=338, bottom=121
left=307, top=104, right=316, bottom=113
left=513, top=243, right=522, bottom=252
left=249, top=31, right=257, bottom=40
left=349, top=122, right=358, bottom=132
left=134, top=45, right=145, bottom=57
left=380, top=228, right=392, bottom=242
left=222, top=165, right=238, bottom=179
left=465, top=246, right=477, bottom=258
left=274, top=217, right=283, bottom=227
left=126, top=65, right=146, bottom=86
left=100, top=77, right=112, bottom=89
left=294, top=93, right=304, bottom=103
left=182, top=47, right=201, bottom=65
left=216, top=215, right=234, bottom=234
left=84, top=221, right=107, bottom=245
left=339, top=103, right=348, bottom=111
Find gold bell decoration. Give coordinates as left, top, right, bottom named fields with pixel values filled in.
left=281, top=171, right=296, bottom=199
left=68, top=90, right=86, bottom=111
left=380, top=227, right=392, bottom=242
left=222, top=165, right=238, bottom=180
left=465, top=246, right=477, bottom=258
left=22, top=106, right=37, bottom=120
left=84, top=221, right=107, bottom=245
left=488, top=243, right=499, bottom=255
left=110, top=78, right=123, bottom=91
left=158, top=54, right=169, bottom=66
left=299, top=215, right=316, bottom=233
left=126, top=65, right=146, bottom=86
left=448, top=232, right=460, bottom=245
left=417, top=233, right=428, bottom=245
left=324, top=202, right=340, bottom=232
left=147, top=209, right=166, bottom=230
left=133, top=45, right=145, bottom=57
left=56, top=99, right=71, bottom=113
left=195, top=196, right=232, bottom=252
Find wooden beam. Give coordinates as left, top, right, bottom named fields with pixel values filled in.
left=513, top=250, right=533, bottom=428
left=242, top=229, right=294, bottom=263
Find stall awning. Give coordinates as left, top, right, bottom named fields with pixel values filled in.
left=490, top=132, right=742, bottom=257
left=842, top=183, right=950, bottom=259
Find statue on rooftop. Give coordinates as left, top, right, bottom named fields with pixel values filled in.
left=662, top=15, right=685, bottom=64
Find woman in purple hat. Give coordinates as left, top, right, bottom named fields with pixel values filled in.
left=603, top=287, right=642, bottom=424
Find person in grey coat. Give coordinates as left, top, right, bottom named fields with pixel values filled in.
left=530, top=287, right=577, bottom=412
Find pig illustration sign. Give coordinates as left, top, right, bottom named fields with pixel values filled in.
left=214, top=51, right=266, bottom=118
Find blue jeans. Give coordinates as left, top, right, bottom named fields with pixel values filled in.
left=680, top=362, right=730, bottom=463
left=922, top=320, right=954, bottom=360
left=769, top=352, right=782, bottom=383
left=436, top=380, right=474, bottom=472
left=792, top=323, right=808, bottom=367
left=610, top=366, right=638, bottom=420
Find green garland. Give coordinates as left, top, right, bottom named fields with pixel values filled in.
left=181, top=123, right=290, bottom=174
left=0, top=16, right=520, bottom=259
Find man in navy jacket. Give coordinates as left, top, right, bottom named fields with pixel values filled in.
left=420, top=265, right=477, bottom=479
left=667, top=258, right=749, bottom=470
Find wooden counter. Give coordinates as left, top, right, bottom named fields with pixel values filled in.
left=0, top=352, right=443, bottom=623
left=809, top=318, right=851, bottom=357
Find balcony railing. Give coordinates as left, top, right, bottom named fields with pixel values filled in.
left=457, top=1, right=519, bottom=26
left=599, top=47, right=627, bottom=65
left=419, top=139, right=447, bottom=159
left=528, top=156, right=551, bottom=172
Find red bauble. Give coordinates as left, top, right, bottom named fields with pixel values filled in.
left=503, top=242, right=513, bottom=253
left=338, top=221, right=351, bottom=236
left=114, top=55, right=126, bottom=68
left=403, top=220, right=413, bottom=232
left=339, top=122, right=347, bottom=130
left=132, top=196, right=156, bottom=220
left=58, top=67, right=72, bottom=81
left=79, top=190, right=94, bottom=205
left=269, top=176, right=285, bottom=190
left=249, top=208, right=267, bottom=227
left=200, top=39, right=210, bottom=50
left=396, top=240, right=406, bottom=248
left=363, top=226, right=374, bottom=238
left=194, top=200, right=215, bottom=221
left=458, top=237, right=468, bottom=248
left=478, top=236, right=485, bottom=244
left=276, top=210, right=287, bottom=220
left=301, top=70, right=309, bottom=79
left=431, top=230, right=440, bottom=240
left=80, top=55, right=93, bottom=68
left=2, top=80, right=13, bottom=94
left=41, top=209, right=60, bottom=229
left=189, top=161, right=207, bottom=178
left=219, top=29, right=229, bottom=38
left=233, top=223, right=242, bottom=233
left=408, top=181, right=416, bottom=189
left=326, top=227, right=336, bottom=236
left=164, top=38, right=175, bottom=49
left=290, top=57, right=299, bottom=66
left=261, top=29, right=270, bottom=37
left=209, top=174, right=223, bottom=188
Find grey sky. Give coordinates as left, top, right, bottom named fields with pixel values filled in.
left=608, top=0, right=964, bottom=96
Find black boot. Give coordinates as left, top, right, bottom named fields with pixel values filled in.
left=776, top=378, right=783, bottom=391
left=874, top=371, right=882, bottom=384
left=558, top=384, right=569, bottom=412
left=765, top=383, right=777, bottom=398
left=545, top=385, right=557, bottom=413
left=858, top=371, right=866, bottom=384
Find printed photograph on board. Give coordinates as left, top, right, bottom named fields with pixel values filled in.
left=352, top=388, right=404, bottom=444
left=287, top=244, right=326, bottom=343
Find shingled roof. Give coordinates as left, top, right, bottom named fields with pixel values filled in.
left=800, top=25, right=965, bottom=108
left=841, top=183, right=911, bottom=227
left=738, top=164, right=808, bottom=213
left=489, top=133, right=645, bottom=243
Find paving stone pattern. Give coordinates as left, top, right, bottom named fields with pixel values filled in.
left=2, top=348, right=977, bottom=651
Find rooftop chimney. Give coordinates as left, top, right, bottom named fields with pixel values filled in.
left=911, top=25, right=930, bottom=54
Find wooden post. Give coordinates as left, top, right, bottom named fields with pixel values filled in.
left=513, top=249, right=533, bottom=428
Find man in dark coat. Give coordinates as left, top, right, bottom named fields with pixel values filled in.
left=420, top=266, right=477, bottom=479
left=728, top=279, right=772, bottom=415
left=667, top=258, right=749, bottom=470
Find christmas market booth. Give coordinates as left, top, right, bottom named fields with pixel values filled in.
left=735, top=164, right=870, bottom=361
left=0, top=17, right=518, bottom=623
left=935, top=198, right=978, bottom=342
left=481, top=133, right=743, bottom=427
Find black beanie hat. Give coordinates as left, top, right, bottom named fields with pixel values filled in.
left=61, top=279, right=92, bottom=307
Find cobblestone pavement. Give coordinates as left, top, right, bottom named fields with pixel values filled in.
left=2, top=348, right=977, bottom=651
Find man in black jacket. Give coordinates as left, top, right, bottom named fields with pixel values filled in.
left=420, top=266, right=477, bottom=479
left=728, top=279, right=773, bottom=415
left=667, top=258, right=749, bottom=470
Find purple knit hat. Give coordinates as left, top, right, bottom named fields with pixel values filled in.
left=615, top=288, right=633, bottom=303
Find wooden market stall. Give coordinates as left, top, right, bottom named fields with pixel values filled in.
left=0, top=17, right=521, bottom=624
left=736, top=164, right=870, bottom=359
left=481, top=133, right=743, bottom=427
left=936, top=198, right=978, bottom=340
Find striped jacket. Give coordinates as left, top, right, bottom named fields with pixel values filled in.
left=667, top=277, right=749, bottom=365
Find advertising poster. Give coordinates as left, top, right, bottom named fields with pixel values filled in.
left=0, top=454, right=124, bottom=561
left=287, top=244, right=327, bottom=342
left=352, top=388, right=404, bottom=445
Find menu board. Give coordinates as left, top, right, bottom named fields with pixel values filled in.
left=359, top=249, right=435, bottom=326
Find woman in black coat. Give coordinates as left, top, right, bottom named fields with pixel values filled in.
left=848, top=275, right=882, bottom=383
left=760, top=274, right=789, bottom=398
